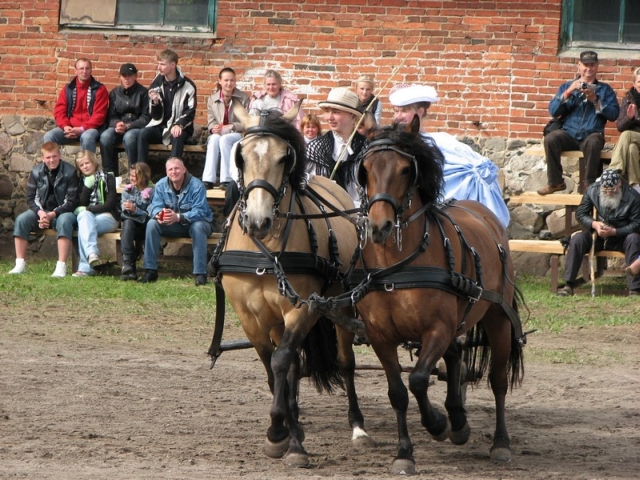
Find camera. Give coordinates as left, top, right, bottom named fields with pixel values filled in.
left=580, top=82, right=596, bottom=90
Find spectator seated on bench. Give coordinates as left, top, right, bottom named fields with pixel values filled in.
left=140, top=157, right=214, bottom=286
left=8, top=142, right=79, bottom=277
left=119, top=163, right=154, bottom=281
left=537, top=50, right=619, bottom=195
left=73, top=151, right=119, bottom=277
left=558, top=169, right=640, bottom=297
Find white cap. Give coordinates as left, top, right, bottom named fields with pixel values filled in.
left=389, top=84, right=440, bottom=107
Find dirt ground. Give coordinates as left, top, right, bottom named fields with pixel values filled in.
left=1, top=298, right=639, bottom=479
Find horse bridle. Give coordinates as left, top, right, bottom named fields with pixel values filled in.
left=359, top=138, right=419, bottom=216
left=237, top=118, right=298, bottom=216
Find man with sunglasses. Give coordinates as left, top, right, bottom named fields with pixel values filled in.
left=558, top=169, right=640, bottom=297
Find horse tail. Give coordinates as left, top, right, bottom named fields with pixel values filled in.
left=300, top=316, right=345, bottom=394
left=464, top=290, right=526, bottom=390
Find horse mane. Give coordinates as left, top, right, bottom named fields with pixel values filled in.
left=369, top=122, right=445, bottom=206
left=246, top=109, right=308, bottom=191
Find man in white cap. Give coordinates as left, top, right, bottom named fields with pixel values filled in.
left=389, top=83, right=510, bottom=228
left=306, top=87, right=368, bottom=206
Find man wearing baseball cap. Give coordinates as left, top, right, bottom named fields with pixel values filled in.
left=99, top=63, right=151, bottom=175
left=558, top=168, right=640, bottom=297
left=538, top=50, right=619, bottom=195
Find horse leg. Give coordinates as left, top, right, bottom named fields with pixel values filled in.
left=266, top=328, right=309, bottom=468
left=286, top=350, right=305, bottom=442
left=336, top=326, right=375, bottom=448
left=408, top=334, right=450, bottom=442
left=442, top=341, right=471, bottom=445
left=483, top=314, right=514, bottom=463
left=370, top=340, right=415, bottom=475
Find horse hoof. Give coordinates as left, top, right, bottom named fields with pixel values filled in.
left=450, top=421, right=471, bottom=445
left=264, top=436, right=289, bottom=458
left=391, top=458, right=416, bottom=475
left=490, top=446, right=512, bottom=463
left=352, top=427, right=376, bottom=449
left=284, top=451, right=310, bottom=468
left=430, top=419, right=451, bottom=442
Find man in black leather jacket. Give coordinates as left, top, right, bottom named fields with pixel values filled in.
left=559, top=169, right=640, bottom=296
left=8, top=142, right=79, bottom=277
left=99, top=63, right=151, bottom=175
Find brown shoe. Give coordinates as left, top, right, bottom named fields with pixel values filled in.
left=537, top=182, right=567, bottom=196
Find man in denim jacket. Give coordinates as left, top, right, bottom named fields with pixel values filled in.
left=538, top=51, right=620, bottom=195
left=139, top=157, right=213, bottom=286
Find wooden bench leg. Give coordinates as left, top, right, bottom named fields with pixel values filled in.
left=550, top=254, right=559, bottom=293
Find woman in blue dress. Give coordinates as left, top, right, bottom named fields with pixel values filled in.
left=389, top=84, right=510, bottom=228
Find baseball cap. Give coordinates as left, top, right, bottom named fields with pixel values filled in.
left=119, top=63, right=138, bottom=76
left=579, top=51, right=598, bottom=64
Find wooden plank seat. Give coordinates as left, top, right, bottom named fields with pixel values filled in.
left=34, top=229, right=221, bottom=273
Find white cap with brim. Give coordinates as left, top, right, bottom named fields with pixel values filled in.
left=389, top=84, right=440, bottom=107
left=318, top=87, right=362, bottom=117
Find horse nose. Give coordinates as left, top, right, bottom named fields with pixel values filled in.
left=258, top=216, right=272, bottom=236
left=371, top=219, right=393, bottom=243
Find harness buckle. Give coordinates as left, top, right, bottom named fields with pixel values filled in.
left=469, top=286, right=483, bottom=303
left=384, top=283, right=395, bottom=292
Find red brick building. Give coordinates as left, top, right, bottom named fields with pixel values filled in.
left=2, top=1, right=638, bottom=141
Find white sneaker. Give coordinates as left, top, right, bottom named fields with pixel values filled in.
left=51, top=262, right=67, bottom=278
left=88, top=252, right=100, bottom=266
left=9, top=261, right=26, bottom=274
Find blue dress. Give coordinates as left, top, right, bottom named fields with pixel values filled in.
left=424, top=132, right=510, bottom=228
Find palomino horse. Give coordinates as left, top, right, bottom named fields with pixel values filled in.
left=209, top=103, right=373, bottom=467
left=354, top=117, right=525, bottom=474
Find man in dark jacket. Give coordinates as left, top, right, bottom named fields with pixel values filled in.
left=43, top=58, right=109, bottom=153
left=538, top=51, right=619, bottom=195
left=99, top=63, right=151, bottom=175
left=558, top=169, right=640, bottom=297
left=609, top=68, right=640, bottom=190
left=137, top=49, right=197, bottom=163
left=8, top=142, right=79, bottom=277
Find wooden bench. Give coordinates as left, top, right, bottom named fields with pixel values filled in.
left=524, top=146, right=613, bottom=192
left=509, top=192, right=626, bottom=292
left=36, top=229, right=221, bottom=273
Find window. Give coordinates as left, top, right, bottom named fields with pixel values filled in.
left=60, top=0, right=216, bottom=33
left=563, top=0, right=640, bottom=49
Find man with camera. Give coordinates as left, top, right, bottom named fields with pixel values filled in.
left=537, top=51, right=619, bottom=195
left=99, top=63, right=151, bottom=175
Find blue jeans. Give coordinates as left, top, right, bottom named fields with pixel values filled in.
left=143, top=218, right=212, bottom=274
left=76, top=210, right=119, bottom=273
left=100, top=127, right=141, bottom=175
left=44, top=127, right=101, bottom=153
left=137, top=125, right=192, bottom=163
left=13, top=210, right=76, bottom=239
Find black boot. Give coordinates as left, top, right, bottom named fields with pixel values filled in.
left=121, top=256, right=138, bottom=281
left=139, top=269, right=158, bottom=283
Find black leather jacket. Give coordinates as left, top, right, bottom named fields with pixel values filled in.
left=26, top=160, right=79, bottom=216
left=107, top=82, right=151, bottom=130
left=576, top=181, right=640, bottom=237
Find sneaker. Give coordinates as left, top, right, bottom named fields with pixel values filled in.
left=72, top=270, right=95, bottom=277
left=195, top=274, right=207, bottom=286
left=139, top=270, right=158, bottom=283
left=537, top=182, right=567, bottom=196
left=88, top=252, right=100, bottom=267
left=8, top=262, right=26, bottom=274
left=51, top=263, right=67, bottom=278
left=557, top=284, right=574, bottom=297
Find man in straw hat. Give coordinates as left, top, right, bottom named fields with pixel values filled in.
left=389, top=83, right=510, bottom=228
left=557, top=168, right=640, bottom=297
left=306, top=87, right=368, bottom=206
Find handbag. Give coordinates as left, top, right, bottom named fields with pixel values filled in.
left=543, top=117, right=564, bottom=136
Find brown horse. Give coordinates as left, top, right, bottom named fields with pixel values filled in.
left=209, top=103, right=374, bottom=468
left=354, top=117, right=525, bottom=474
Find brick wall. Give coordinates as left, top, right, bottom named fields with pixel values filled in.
left=1, top=0, right=637, bottom=143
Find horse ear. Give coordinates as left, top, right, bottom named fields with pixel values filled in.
left=410, top=114, right=421, bottom=135
left=232, top=102, right=251, bottom=129
left=361, top=111, right=377, bottom=137
left=282, top=99, right=303, bottom=124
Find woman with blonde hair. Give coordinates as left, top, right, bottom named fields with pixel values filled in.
left=73, top=150, right=119, bottom=276
left=249, top=69, right=304, bottom=128
left=120, top=163, right=154, bottom=280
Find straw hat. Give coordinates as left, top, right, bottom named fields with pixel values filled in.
left=318, top=88, right=361, bottom=116
left=389, top=84, right=440, bottom=107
